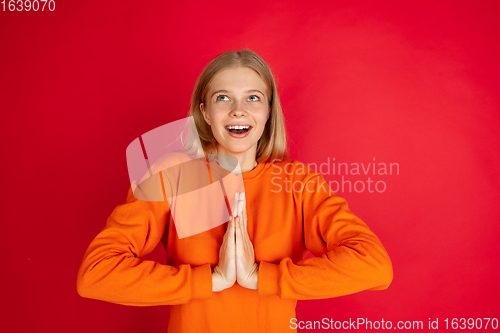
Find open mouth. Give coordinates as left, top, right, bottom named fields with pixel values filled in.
left=225, top=125, right=252, bottom=135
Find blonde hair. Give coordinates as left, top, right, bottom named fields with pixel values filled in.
left=184, top=49, right=288, bottom=163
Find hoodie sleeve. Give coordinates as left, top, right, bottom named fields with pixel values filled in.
left=258, top=171, right=393, bottom=299
left=76, top=175, right=213, bottom=306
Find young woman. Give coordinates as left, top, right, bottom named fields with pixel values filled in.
left=77, top=49, right=393, bottom=332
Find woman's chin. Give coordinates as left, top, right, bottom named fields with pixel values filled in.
left=217, top=142, right=257, bottom=156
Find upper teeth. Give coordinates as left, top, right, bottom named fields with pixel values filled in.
left=227, top=125, right=250, bottom=129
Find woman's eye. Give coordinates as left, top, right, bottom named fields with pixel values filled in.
left=216, top=95, right=229, bottom=101
left=248, top=95, right=260, bottom=101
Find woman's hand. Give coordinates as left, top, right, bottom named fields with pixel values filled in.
left=235, top=192, right=259, bottom=290
left=211, top=199, right=237, bottom=292
left=212, top=192, right=259, bottom=292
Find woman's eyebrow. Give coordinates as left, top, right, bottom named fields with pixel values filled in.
left=211, top=89, right=229, bottom=97
left=211, top=89, right=264, bottom=97
left=246, top=89, right=265, bottom=95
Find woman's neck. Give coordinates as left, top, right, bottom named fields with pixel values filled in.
left=215, top=145, right=258, bottom=174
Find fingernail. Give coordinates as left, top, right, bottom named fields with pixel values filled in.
left=241, top=192, right=245, bottom=200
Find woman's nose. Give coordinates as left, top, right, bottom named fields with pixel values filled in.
left=230, top=100, right=247, bottom=117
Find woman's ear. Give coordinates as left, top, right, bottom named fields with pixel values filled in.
left=200, top=103, right=210, bottom=126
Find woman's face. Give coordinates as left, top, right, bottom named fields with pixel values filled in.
left=200, top=66, right=270, bottom=158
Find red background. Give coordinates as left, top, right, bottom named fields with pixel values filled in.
left=1, top=0, right=499, bottom=331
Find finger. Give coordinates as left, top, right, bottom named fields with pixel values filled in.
left=231, top=192, right=237, bottom=218
left=232, top=192, right=239, bottom=218
left=230, top=215, right=236, bottom=242
left=233, top=217, right=238, bottom=260
left=236, top=193, right=246, bottom=232
left=235, top=216, right=243, bottom=248
left=242, top=198, right=248, bottom=236
left=240, top=192, right=245, bottom=219
left=238, top=199, right=246, bottom=236
left=228, top=215, right=232, bottom=231
left=237, top=191, right=244, bottom=218
left=239, top=196, right=244, bottom=219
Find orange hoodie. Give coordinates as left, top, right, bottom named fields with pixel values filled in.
left=77, top=154, right=393, bottom=332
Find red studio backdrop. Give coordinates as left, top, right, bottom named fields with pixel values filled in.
left=1, top=0, right=499, bottom=332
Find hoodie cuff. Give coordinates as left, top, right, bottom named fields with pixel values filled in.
left=258, top=261, right=280, bottom=296
left=191, top=263, right=213, bottom=299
